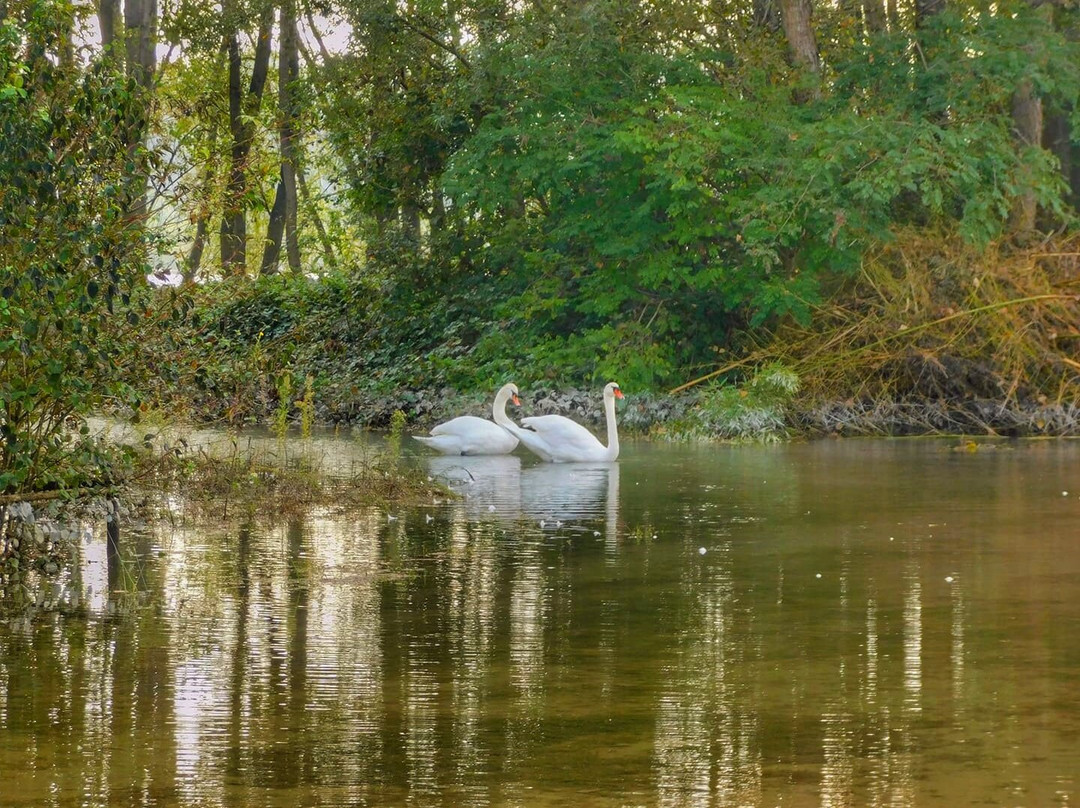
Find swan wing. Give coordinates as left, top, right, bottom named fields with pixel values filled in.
left=520, top=415, right=605, bottom=460
left=497, top=420, right=552, bottom=462
left=418, top=416, right=518, bottom=455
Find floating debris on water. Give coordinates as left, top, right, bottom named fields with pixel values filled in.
left=698, top=547, right=707, bottom=555
left=815, top=573, right=822, bottom=579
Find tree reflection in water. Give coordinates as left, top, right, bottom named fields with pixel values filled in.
left=2, top=438, right=1079, bottom=806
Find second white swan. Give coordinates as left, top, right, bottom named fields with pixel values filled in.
left=504, top=382, right=623, bottom=463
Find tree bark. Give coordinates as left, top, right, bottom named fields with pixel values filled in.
left=260, top=179, right=287, bottom=275
left=1009, top=3, right=1055, bottom=236
left=185, top=216, right=210, bottom=283
left=297, top=166, right=338, bottom=271
left=778, top=0, right=821, bottom=100
left=401, top=203, right=421, bottom=244
left=1043, top=112, right=1075, bottom=209
left=862, top=0, right=886, bottom=32
left=121, top=0, right=157, bottom=223
left=1010, top=77, right=1043, bottom=235
left=124, top=0, right=156, bottom=89
left=98, top=0, right=120, bottom=49
left=59, top=11, right=74, bottom=66
left=885, top=0, right=898, bottom=30
left=220, top=29, right=246, bottom=273
left=220, top=1, right=274, bottom=275
left=279, top=0, right=301, bottom=273
left=915, top=0, right=945, bottom=28
left=185, top=142, right=218, bottom=283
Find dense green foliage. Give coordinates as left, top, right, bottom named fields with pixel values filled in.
left=5, top=0, right=1080, bottom=488
left=317, top=0, right=1080, bottom=391
left=0, top=5, right=150, bottom=492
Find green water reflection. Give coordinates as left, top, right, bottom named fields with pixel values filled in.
left=2, top=438, right=1079, bottom=806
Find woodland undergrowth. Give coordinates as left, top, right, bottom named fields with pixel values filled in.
left=758, top=232, right=1080, bottom=434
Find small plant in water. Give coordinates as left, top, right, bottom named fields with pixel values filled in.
left=273, top=372, right=293, bottom=441
left=386, top=409, right=407, bottom=466
left=692, top=362, right=801, bottom=442
left=299, top=375, right=316, bottom=439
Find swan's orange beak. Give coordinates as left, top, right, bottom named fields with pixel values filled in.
left=614, top=388, right=624, bottom=399
left=512, top=395, right=521, bottom=406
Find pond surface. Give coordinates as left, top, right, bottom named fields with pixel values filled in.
left=2, top=436, right=1079, bottom=807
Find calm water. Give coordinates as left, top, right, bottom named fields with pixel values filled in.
left=2, top=436, right=1079, bottom=807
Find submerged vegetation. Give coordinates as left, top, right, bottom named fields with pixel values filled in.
left=131, top=430, right=442, bottom=519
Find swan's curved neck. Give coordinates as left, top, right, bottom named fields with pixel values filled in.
left=603, top=390, right=620, bottom=461
left=492, top=388, right=515, bottom=427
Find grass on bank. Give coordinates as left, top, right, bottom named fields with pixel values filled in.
left=130, top=421, right=445, bottom=519
left=674, top=232, right=1080, bottom=436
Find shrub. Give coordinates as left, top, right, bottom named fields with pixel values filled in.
left=0, top=7, right=152, bottom=492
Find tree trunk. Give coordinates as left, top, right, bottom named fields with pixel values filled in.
left=124, top=0, right=156, bottom=89
left=885, top=0, right=898, bottom=30
left=1009, top=3, right=1055, bottom=236
left=59, top=11, right=74, bottom=66
left=279, top=0, right=301, bottom=273
left=121, top=0, right=157, bottom=223
left=185, top=217, right=210, bottom=283
left=1043, top=112, right=1075, bottom=209
left=429, top=182, right=446, bottom=238
left=220, top=29, right=246, bottom=273
left=260, top=179, right=287, bottom=275
left=98, top=0, right=120, bottom=49
left=915, top=0, right=944, bottom=28
left=185, top=144, right=218, bottom=283
left=297, top=165, right=338, bottom=271
left=778, top=0, right=821, bottom=100
left=1046, top=5, right=1080, bottom=209
left=1010, top=77, right=1043, bottom=235
left=220, top=1, right=274, bottom=275
left=862, top=0, right=885, bottom=32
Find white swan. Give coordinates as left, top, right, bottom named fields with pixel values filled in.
left=412, top=383, right=521, bottom=455
left=504, top=382, right=623, bottom=463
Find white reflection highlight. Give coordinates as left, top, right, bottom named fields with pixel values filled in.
left=509, top=541, right=546, bottom=706
left=78, top=524, right=110, bottom=615
left=821, top=708, right=854, bottom=808
left=654, top=544, right=761, bottom=807
left=424, top=456, right=621, bottom=531
left=304, top=508, right=385, bottom=799
left=404, top=662, right=439, bottom=801
left=950, top=577, right=965, bottom=710
left=902, top=561, right=922, bottom=714
left=503, top=539, right=548, bottom=803
left=428, top=455, right=523, bottom=519
left=520, top=462, right=618, bottom=523
left=174, top=655, right=226, bottom=804
left=447, top=519, right=497, bottom=800
left=865, top=596, right=878, bottom=706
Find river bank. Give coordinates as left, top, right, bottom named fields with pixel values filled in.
left=131, top=381, right=1080, bottom=440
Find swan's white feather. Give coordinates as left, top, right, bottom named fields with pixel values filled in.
left=412, top=385, right=520, bottom=455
